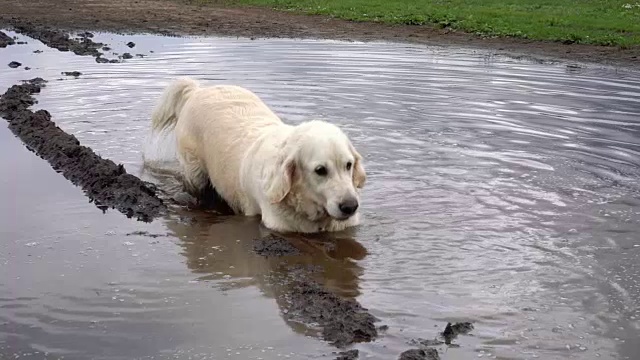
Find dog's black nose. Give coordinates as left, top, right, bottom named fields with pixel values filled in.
left=339, top=198, right=359, bottom=216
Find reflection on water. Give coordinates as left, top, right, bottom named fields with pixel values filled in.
left=163, top=205, right=369, bottom=333
left=1, top=30, right=640, bottom=359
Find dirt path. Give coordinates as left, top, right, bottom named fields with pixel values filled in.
left=0, top=0, right=638, bottom=69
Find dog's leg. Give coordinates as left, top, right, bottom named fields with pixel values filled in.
left=176, top=149, right=235, bottom=214
left=178, top=148, right=209, bottom=198
left=199, top=181, right=235, bottom=214
left=260, top=208, right=292, bottom=233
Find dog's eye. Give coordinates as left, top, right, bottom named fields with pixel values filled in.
left=346, top=162, right=352, bottom=171
left=314, top=165, right=327, bottom=176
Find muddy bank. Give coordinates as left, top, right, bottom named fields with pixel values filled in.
left=0, top=30, right=14, bottom=47
left=0, top=0, right=638, bottom=69
left=0, top=78, right=167, bottom=221
left=8, top=22, right=118, bottom=63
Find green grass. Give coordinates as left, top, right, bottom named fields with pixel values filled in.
left=220, top=0, right=640, bottom=47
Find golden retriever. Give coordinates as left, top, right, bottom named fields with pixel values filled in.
left=150, top=77, right=366, bottom=233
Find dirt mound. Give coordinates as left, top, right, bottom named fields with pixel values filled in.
left=0, top=78, right=167, bottom=222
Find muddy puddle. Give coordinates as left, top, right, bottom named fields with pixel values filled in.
left=1, top=30, right=640, bottom=359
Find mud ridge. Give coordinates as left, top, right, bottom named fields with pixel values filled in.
left=270, top=265, right=379, bottom=348
left=9, top=22, right=117, bottom=63
left=252, top=234, right=379, bottom=348
left=0, top=78, right=167, bottom=222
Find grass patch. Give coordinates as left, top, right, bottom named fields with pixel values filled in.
left=218, top=0, right=640, bottom=47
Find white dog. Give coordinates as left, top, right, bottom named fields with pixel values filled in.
left=150, top=78, right=366, bottom=233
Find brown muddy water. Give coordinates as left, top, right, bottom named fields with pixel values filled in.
left=2, top=30, right=640, bottom=360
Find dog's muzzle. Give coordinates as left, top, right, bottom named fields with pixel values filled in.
left=337, top=197, right=359, bottom=218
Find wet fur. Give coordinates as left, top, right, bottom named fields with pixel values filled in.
left=149, top=77, right=366, bottom=233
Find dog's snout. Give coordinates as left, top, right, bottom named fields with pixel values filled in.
left=338, top=198, right=359, bottom=216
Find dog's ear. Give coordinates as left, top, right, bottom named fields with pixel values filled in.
left=265, top=152, right=296, bottom=204
left=350, top=144, right=366, bottom=189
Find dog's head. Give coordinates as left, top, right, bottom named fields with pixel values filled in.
left=265, top=120, right=366, bottom=222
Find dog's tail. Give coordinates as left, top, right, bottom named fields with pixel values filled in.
left=150, top=77, right=199, bottom=133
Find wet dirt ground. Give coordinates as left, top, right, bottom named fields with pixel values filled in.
left=1, top=27, right=640, bottom=360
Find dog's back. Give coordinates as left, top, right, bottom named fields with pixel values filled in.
left=151, top=78, right=285, bottom=212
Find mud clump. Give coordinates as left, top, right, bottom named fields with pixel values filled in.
left=0, top=78, right=167, bottom=222
left=403, top=321, right=474, bottom=357
left=408, top=338, right=444, bottom=347
left=398, top=348, right=440, bottom=360
left=121, top=52, right=133, bottom=59
left=126, top=231, right=169, bottom=238
left=335, top=349, right=359, bottom=360
left=62, top=71, right=81, bottom=77
left=96, top=57, right=120, bottom=64
left=126, top=41, right=135, bottom=48
left=442, top=322, right=474, bottom=345
left=253, top=234, right=301, bottom=257
left=0, top=30, right=14, bottom=47
left=8, top=61, right=22, bottom=68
